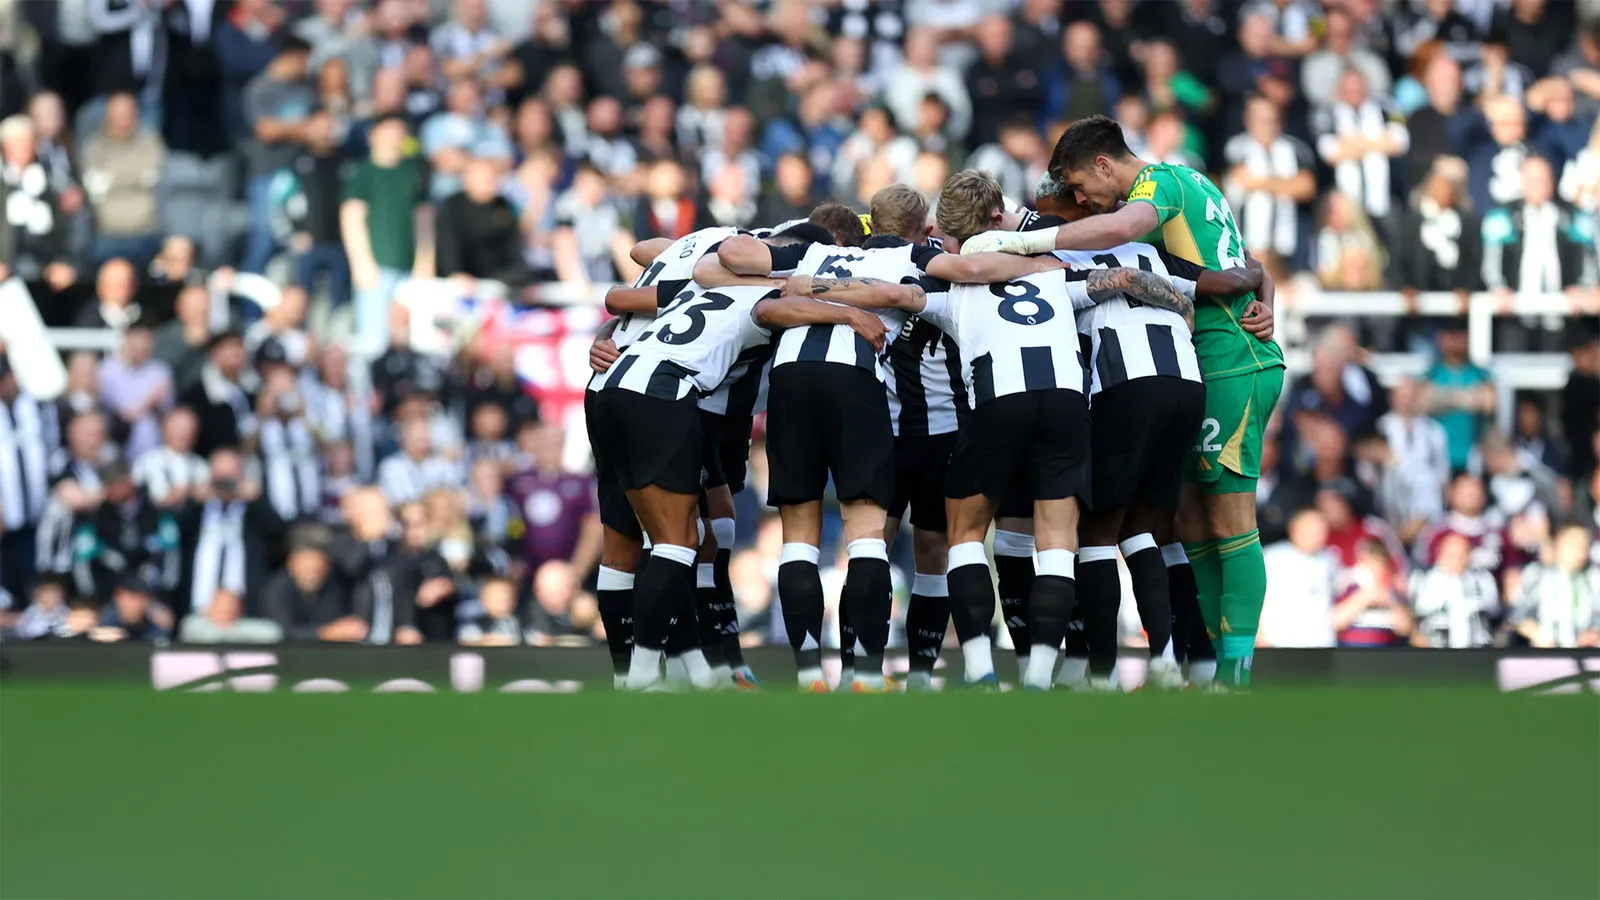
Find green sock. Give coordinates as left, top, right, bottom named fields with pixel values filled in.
left=1183, top=540, right=1223, bottom=658
left=1217, top=530, right=1266, bottom=688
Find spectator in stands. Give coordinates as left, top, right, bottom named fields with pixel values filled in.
left=179, top=588, right=283, bottom=643
left=254, top=351, right=321, bottom=524
left=1376, top=379, right=1452, bottom=543
left=581, top=96, right=639, bottom=182
left=1554, top=23, right=1600, bottom=121
left=1217, top=9, right=1301, bottom=141
left=1457, top=96, right=1534, bottom=213
left=1404, top=51, right=1466, bottom=188
left=1418, top=472, right=1511, bottom=575
left=55, top=356, right=112, bottom=448
left=0, top=356, right=56, bottom=601
left=1314, top=192, right=1386, bottom=291
left=216, top=0, right=289, bottom=141
left=1139, top=39, right=1213, bottom=127
left=342, top=114, right=426, bottom=355
left=153, top=284, right=213, bottom=395
left=1494, top=0, right=1572, bottom=79
left=1510, top=522, right=1600, bottom=647
left=1145, top=110, right=1205, bottom=171
left=298, top=0, right=382, bottom=102
left=966, top=117, right=1046, bottom=207
left=287, top=107, right=351, bottom=312
left=526, top=557, right=601, bottom=645
left=1160, top=0, right=1231, bottom=86
left=79, top=92, right=165, bottom=270
left=12, top=575, right=71, bottom=641
left=699, top=106, right=762, bottom=197
left=263, top=527, right=358, bottom=641
left=1318, top=480, right=1409, bottom=579
left=1333, top=541, right=1414, bottom=647
left=1286, top=325, right=1385, bottom=446
left=1426, top=322, right=1496, bottom=473
left=140, top=236, right=205, bottom=327
left=551, top=163, right=631, bottom=288
left=1470, top=33, right=1536, bottom=102
left=831, top=105, right=916, bottom=203
left=676, top=64, right=726, bottom=155
left=1563, top=329, right=1600, bottom=481
left=756, top=154, right=815, bottom=231
left=94, top=577, right=172, bottom=644
left=240, top=36, right=317, bottom=276
left=633, top=95, right=678, bottom=167
left=1, top=114, right=78, bottom=319
left=702, top=160, right=759, bottom=230
left=1513, top=397, right=1566, bottom=476
left=1528, top=78, right=1594, bottom=177
left=96, top=325, right=171, bottom=462
left=457, top=573, right=522, bottom=645
left=966, top=15, right=1042, bottom=149
left=631, top=160, right=698, bottom=243
left=1223, top=95, right=1316, bottom=267
left=886, top=28, right=971, bottom=145
left=180, top=330, right=254, bottom=459
left=1483, top=155, right=1597, bottom=351
left=503, top=422, right=600, bottom=588
left=1303, top=7, right=1393, bottom=113
left=175, top=447, right=283, bottom=620
left=459, top=340, right=539, bottom=433
left=1314, top=70, right=1408, bottom=237
left=1041, top=21, right=1120, bottom=128
left=71, top=461, right=173, bottom=607
left=1393, top=162, right=1483, bottom=297
left=378, top=417, right=462, bottom=505
left=26, top=92, right=83, bottom=219
left=1559, top=118, right=1600, bottom=213
left=436, top=156, right=532, bottom=290
left=421, top=77, right=513, bottom=201
left=132, top=406, right=209, bottom=509
left=1259, top=508, right=1340, bottom=648
left=1410, top=531, right=1500, bottom=648
left=73, top=257, right=142, bottom=331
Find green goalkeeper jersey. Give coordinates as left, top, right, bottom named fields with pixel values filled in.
left=1125, top=162, right=1285, bottom=381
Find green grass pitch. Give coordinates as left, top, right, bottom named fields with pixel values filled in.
left=2, top=688, right=1596, bottom=899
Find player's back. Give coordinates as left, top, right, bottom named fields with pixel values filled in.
left=596, top=283, right=776, bottom=399
left=613, top=226, right=740, bottom=349
left=773, top=239, right=929, bottom=377
left=1056, top=244, right=1202, bottom=395
left=923, top=268, right=1087, bottom=406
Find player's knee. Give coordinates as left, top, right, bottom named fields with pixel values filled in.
left=911, top=528, right=948, bottom=573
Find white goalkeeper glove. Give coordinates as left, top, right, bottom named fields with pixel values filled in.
left=960, top=227, right=1060, bottom=256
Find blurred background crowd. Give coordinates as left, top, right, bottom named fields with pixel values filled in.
left=0, top=0, right=1596, bottom=654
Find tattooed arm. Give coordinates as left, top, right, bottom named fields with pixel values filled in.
left=1081, top=267, right=1195, bottom=319
left=783, top=275, right=929, bottom=311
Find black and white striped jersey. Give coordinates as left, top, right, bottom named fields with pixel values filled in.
left=131, top=446, right=210, bottom=502
left=770, top=237, right=940, bottom=380
left=591, top=284, right=778, bottom=402
left=916, top=268, right=1089, bottom=407
left=0, top=395, right=54, bottom=530
left=1057, top=243, right=1204, bottom=396
left=611, top=225, right=740, bottom=352
left=885, top=317, right=967, bottom=436
left=698, top=351, right=772, bottom=419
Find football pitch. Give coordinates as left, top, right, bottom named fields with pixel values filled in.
left=2, top=688, right=1595, bottom=900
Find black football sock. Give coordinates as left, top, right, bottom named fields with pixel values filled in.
left=596, top=566, right=635, bottom=678
left=1077, top=546, right=1121, bottom=680
left=1163, top=543, right=1213, bottom=666
left=778, top=543, right=824, bottom=683
left=946, top=541, right=998, bottom=682
left=1121, top=535, right=1173, bottom=660
left=627, top=544, right=697, bottom=687
left=906, top=573, right=950, bottom=675
left=842, top=538, right=892, bottom=684
left=993, top=531, right=1035, bottom=668
left=713, top=547, right=746, bottom=668
left=1022, top=549, right=1077, bottom=689
left=694, top=563, right=726, bottom=669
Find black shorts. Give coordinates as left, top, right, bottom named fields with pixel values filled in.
left=584, top=391, right=641, bottom=539
left=1089, top=376, right=1205, bottom=512
left=765, top=363, right=894, bottom=509
left=946, top=389, right=1091, bottom=505
left=888, top=431, right=957, bottom=532
left=588, top=389, right=704, bottom=498
left=699, top=410, right=754, bottom=494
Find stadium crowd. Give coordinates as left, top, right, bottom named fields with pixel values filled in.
left=0, top=0, right=1597, bottom=658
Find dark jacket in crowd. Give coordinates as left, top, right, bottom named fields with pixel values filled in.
left=259, top=569, right=352, bottom=640
left=435, top=192, right=533, bottom=287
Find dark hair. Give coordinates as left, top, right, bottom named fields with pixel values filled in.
left=1048, top=114, right=1134, bottom=178
left=279, top=35, right=313, bottom=58
left=807, top=201, right=868, bottom=247
left=768, top=222, right=832, bottom=246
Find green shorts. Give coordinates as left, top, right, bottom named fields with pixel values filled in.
left=1183, top=366, right=1285, bottom=495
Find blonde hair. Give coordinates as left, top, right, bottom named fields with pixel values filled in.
left=935, top=169, right=1004, bottom=242
left=0, top=115, right=35, bottom=143
left=868, top=183, right=930, bottom=242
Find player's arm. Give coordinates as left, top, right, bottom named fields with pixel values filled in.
left=924, top=250, right=1062, bottom=284
left=784, top=275, right=929, bottom=312
left=752, top=296, right=889, bottom=351
left=589, top=318, right=621, bottom=373
left=602, top=285, right=661, bottom=315
left=1194, top=266, right=1263, bottom=297
left=629, top=238, right=672, bottom=268
left=1073, top=267, right=1195, bottom=318
left=967, top=202, right=1163, bottom=255
left=713, top=234, right=778, bottom=275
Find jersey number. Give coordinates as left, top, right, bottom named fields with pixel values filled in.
left=654, top=291, right=734, bottom=345
left=991, top=281, right=1055, bottom=325
left=816, top=253, right=865, bottom=278
left=1194, top=417, right=1223, bottom=453
left=635, top=260, right=666, bottom=288
left=1204, top=197, right=1246, bottom=269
